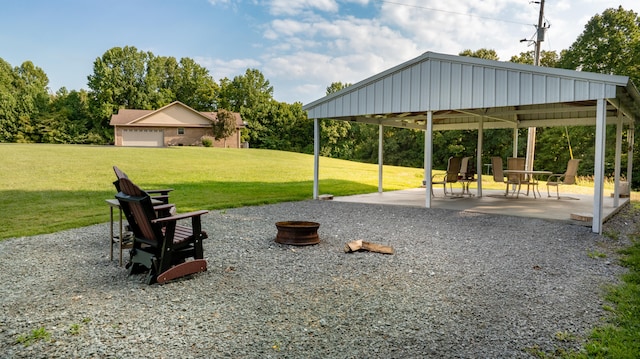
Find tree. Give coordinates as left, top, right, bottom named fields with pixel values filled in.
left=42, top=88, right=94, bottom=144
left=212, top=109, right=237, bottom=147
left=87, top=46, right=152, bottom=140
left=0, top=59, right=50, bottom=142
left=145, top=55, right=176, bottom=109
left=242, top=100, right=310, bottom=151
left=459, top=48, right=500, bottom=60
left=0, top=58, right=19, bottom=142
left=218, top=68, right=275, bottom=146
left=558, top=6, right=640, bottom=82
left=381, top=127, right=424, bottom=168
left=217, top=68, right=273, bottom=112
left=509, top=50, right=559, bottom=67
left=558, top=6, right=640, bottom=188
left=320, top=82, right=356, bottom=158
left=171, top=57, right=218, bottom=111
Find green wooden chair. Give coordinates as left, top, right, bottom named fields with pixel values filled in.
left=115, top=177, right=208, bottom=284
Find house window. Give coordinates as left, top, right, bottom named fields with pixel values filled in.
left=177, top=128, right=185, bottom=135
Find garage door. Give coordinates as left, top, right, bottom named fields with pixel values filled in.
left=122, top=129, right=164, bottom=147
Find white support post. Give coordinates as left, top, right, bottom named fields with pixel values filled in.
left=613, top=114, right=623, bottom=207
left=313, top=118, right=320, bottom=200
left=627, top=127, right=635, bottom=188
left=593, top=99, right=606, bottom=234
left=477, top=117, right=484, bottom=196
left=525, top=127, right=536, bottom=170
left=378, top=123, right=383, bottom=193
left=425, top=111, right=433, bottom=208
left=512, top=128, right=519, bottom=158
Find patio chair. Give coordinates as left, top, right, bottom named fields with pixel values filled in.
left=546, top=159, right=581, bottom=199
left=458, top=157, right=475, bottom=196
left=431, top=156, right=462, bottom=197
left=113, top=166, right=174, bottom=204
left=491, top=157, right=521, bottom=197
left=507, top=157, right=534, bottom=197
left=115, top=177, right=208, bottom=284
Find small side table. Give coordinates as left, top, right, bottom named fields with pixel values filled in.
left=458, top=177, right=475, bottom=196
left=106, top=199, right=132, bottom=267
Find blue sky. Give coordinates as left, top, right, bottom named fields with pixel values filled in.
left=1, top=0, right=638, bottom=105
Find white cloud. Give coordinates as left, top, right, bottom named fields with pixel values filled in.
left=207, top=0, right=231, bottom=7
left=377, top=0, right=536, bottom=60
left=196, top=57, right=262, bottom=81
left=207, top=0, right=238, bottom=12
left=259, top=10, right=422, bottom=103
left=269, top=19, right=314, bottom=38
left=206, top=0, right=640, bottom=103
left=268, top=0, right=339, bottom=16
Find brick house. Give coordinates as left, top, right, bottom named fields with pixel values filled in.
left=110, top=101, right=245, bottom=147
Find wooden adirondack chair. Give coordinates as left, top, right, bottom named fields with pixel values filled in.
left=115, top=177, right=208, bottom=284
left=113, top=166, right=174, bottom=204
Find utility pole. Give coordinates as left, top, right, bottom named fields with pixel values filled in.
left=533, top=0, right=545, bottom=66
left=525, top=0, right=547, bottom=171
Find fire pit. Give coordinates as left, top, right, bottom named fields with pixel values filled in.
left=275, top=221, right=320, bottom=245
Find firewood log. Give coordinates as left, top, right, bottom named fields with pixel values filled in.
left=344, top=240, right=394, bottom=254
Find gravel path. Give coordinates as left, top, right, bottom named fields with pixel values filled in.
left=0, top=200, right=632, bottom=358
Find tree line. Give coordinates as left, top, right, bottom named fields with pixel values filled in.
left=1, top=7, right=639, bottom=187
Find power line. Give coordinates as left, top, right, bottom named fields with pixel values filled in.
left=378, top=0, right=532, bottom=26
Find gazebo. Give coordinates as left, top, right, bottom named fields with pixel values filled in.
left=303, top=52, right=640, bottom=233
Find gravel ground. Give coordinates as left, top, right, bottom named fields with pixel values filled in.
left=0, top=200, right=635, bottom=358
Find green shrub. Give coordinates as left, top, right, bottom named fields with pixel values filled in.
left=201, top=136, right=213, bottom=147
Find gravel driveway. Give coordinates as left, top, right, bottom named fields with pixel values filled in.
left=0, top=200, right=632, bottom=358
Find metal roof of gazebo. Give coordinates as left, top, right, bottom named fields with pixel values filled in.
left=303, top=51, right=640, bottom=233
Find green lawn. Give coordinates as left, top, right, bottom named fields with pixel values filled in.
left=0, top=143, right=424, bottom=239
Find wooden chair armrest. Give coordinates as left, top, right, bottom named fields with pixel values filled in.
left=153, top=203, right=176, bottom=218
left=151, top=210, right=209, bottom=224
left=150, top=194, right=170, bottom=205
left=152, top=203, right=175, bottom=211
left=146, top=188, right=174, bottom=195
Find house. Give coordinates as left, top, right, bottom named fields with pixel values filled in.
left=110, top=101, right=245, bottom=147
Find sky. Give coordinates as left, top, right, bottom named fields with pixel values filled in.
left=1, top=0, right=638, bottom=105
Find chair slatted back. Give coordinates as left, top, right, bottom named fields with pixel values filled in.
left=113, top=166, right=128, bottom=192
left=445, top=157, right=462, bottom=182
left=563, top=159, right=581, bottom=185
left=507, top=157, right=526, bottom=182
left=113, top=166, right=128, bottom=180
left=491, top=157, right=504, bottom=182
left=459, top=157, right=474, bottom=179
left=116, top=177, right=162, bottom=246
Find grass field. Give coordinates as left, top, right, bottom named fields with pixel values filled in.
left=1, top=143, right=633, bottom=239
left=0, top=143, right=426, bottom=239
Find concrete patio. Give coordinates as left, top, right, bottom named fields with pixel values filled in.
left=332, top=187, right=628, bottom=227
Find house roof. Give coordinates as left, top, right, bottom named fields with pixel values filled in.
left=303, top=51, right=640, bottom=130
left=110, top=101, right=244, bottom=128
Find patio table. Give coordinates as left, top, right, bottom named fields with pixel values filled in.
left=503, top=170, right=552, bottom=198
